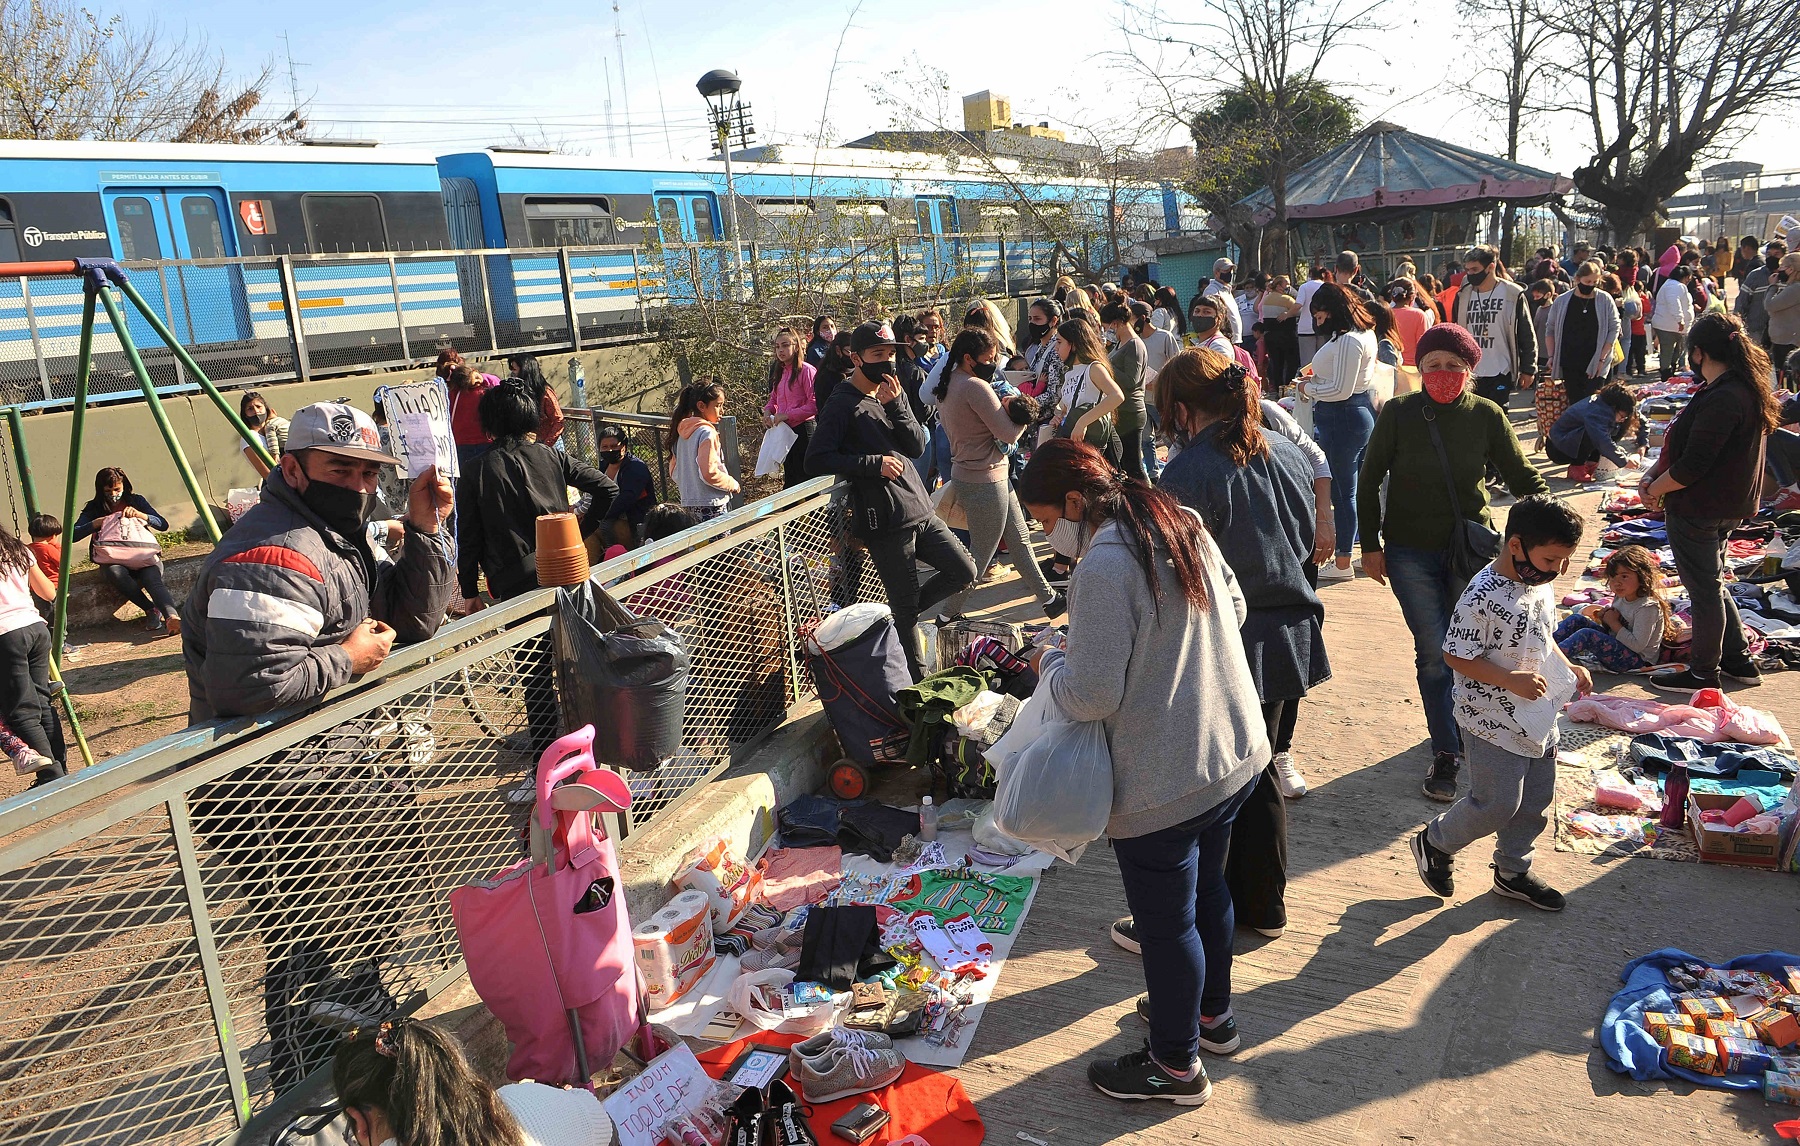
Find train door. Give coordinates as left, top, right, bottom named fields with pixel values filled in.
left=914, top=195, right=960, bottom=284
left=102, top=187, right=251, bottom=347
left=653, top=190, right=725, bottom=299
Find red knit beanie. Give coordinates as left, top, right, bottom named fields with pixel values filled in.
left=1414, top=323, right=1483, bottom=370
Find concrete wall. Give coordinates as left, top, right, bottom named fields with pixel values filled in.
left=0, top=340, right=670, bottom=536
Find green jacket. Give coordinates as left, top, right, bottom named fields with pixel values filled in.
left=896, top=666, right=993, bottom=766
left=1357, top=391, right=1546, bottom=553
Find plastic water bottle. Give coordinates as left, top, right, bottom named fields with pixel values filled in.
left=1659, top=763, right=1689, bottom=831
left=919, top=796, right=938, bottom=841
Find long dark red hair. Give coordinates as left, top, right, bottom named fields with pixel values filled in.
left=1017, top=438, right=1211, bottom=612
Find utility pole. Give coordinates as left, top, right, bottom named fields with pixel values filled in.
left=280, top=31, right=304, bottom=115
left=602, top=57, right=617, bottom=158
left=613, top=0, right=633, bottom=158
left=697, top=69, right=751, bottom=298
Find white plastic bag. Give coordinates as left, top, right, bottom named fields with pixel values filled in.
left=951, top=691, right=1005, bottom=738
left=992, top=716, right=1112, bottom=863
left=726, top=968, right=843, bottom=1035
left=755, top=421, right=799, bottom=477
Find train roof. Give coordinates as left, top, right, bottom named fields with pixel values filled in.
left=0, top=139, right=441, bottom=166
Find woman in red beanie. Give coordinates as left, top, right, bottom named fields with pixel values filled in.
left=1355, top=323, right=1549, bottom=801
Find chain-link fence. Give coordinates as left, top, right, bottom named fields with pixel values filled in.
left=0, top=477, right=884, bottom=1144
left=0, top=234, right=1057, bottom=411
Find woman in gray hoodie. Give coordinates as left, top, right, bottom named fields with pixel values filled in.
left=1020, top=438, right=1270, bottom=1107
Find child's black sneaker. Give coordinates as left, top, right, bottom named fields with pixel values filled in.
left=1422, top=752, right=1459, bottom=802
left=1719, top=655, right=1763, bottom=687
left=1131, top=998, right=1241, bottom=1053
left=1110, top=916, right=1140, bottom=954
left=1410, top=827, right=1454, bottom=897
left=1086, top=1044, right=1211, bottom=1105
left=1490, top=865, right=1565, bottom=912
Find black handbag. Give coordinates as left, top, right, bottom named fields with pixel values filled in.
left=1421, top=404, right=1501, bottom=584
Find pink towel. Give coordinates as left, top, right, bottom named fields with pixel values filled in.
left=757, top=846, right=844, bottom=912
left=1563, top=688, right=1787, bottom=745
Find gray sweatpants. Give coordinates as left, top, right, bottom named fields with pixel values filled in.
left=944, top=477, right=1056, bottom=615
left=1425, top=734, right=1556, bottom=877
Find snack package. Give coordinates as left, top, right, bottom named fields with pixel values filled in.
left=1756, top=1008, right=1800, bottom=1051
left=1677, top=996, right=1734, bottom=1021
left=1785, top=967, right=1800, bottom=995
left=1776, top=995, right=1800, bottom=1016
left=1765, top=1070, right=1800, bottom=1105
left=676, top=836, right=764, bottom=931
left=1771, top=1052, right=1800, bottom=1074
left=1645, top=1012, right=1697, bottom=1044
left=1664, top=1030, right=1723, bottom=1075
left=1702, top=1018, right=1759, bottom=1041
left=1718, top=1036, right=1773, bottom=1075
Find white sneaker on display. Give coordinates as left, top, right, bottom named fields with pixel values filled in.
left=1271, top=752, right=1307, bottom=799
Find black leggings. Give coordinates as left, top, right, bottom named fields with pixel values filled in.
left=100, top=561, right=178, bottom=617
left=0, top=623, right=66, bottom=785
left=781, top=419, right=816, bottom=490
left=1224, top=698, right=1299, bottom=931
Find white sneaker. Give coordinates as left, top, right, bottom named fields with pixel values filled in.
left=1317, top=562, right=1354, bottom=582
left=1271, top=752, right=1307, bottom=799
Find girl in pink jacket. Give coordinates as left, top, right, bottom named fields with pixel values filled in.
left=763, top=326, right=819, bottom=489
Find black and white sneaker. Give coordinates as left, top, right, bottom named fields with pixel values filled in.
left=1422, top=752, right=1460, bottom=802
left=1410, top=827, right=1455, bottom=898
left=1042, top=591, right=1068, bottom=619
left=1110, top=917, right=1140, bottom=954
left=1490, top=865, right=1565, bottom=912
left=1649, top=667, right=1719, bottom=694
left=1719, top=655, right=1764, bottom=687
left=1087, top=1044, right=1211, bottom=1105
left=1134, top=997, right=1241, bottom=1054
left=1039, top=558, right=1072, bottom=587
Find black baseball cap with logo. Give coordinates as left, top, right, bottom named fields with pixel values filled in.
left=849, top=321, right=897, bottom=354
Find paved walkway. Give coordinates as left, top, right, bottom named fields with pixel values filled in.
left=949, top=487, right=1799, bottom=1145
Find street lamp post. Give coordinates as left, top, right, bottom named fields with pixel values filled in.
left=697, top=68, right=750, bottom=298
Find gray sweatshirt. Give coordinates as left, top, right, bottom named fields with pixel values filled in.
left=1038, top=519, right=1269, bottom=839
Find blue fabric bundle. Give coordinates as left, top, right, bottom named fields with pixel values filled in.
left=1601, top=947, right=1800, bottom=1089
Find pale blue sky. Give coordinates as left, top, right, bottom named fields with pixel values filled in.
left=118, top=0, right=1786, bottom=187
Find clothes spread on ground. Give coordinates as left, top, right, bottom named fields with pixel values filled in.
left=758, top=845, right=844, bottom=912
left=1564, top=689, right=1787, bottom=745
left=796, top=904, right=896, bottom=989
left=889, top=866, right=1035, bottom=934
left=776, top=794, right=920, bottom=862
left=1628, top=733, right=1798, bottom=780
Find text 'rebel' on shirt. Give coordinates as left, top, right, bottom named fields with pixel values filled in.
left=1443, top=566, right=1565, bottom=757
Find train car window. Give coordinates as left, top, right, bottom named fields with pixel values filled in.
left=756, top=198, right=816, bottom=217
left=112, top=197, right=163, bottom=260
left=690, top=198, right=715, bottom=240
left=0, top=200, right=18, bottom=262
left=180, top=196, right=228, bottom=259
left=835, top=199, right=888, bottom=217
left=302, top=194, right=388, bottom=252
left=655, top=198, right=682, bottom=241
left=523, top=198, right=614, bottom=247
left=914, top=201, right=933, bottom=233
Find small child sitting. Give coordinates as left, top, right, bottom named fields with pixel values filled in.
left=1553, top=545, right=1671, bottom=673
left=1411, top=495, right=1593, bottom=913
left=26, top=513, right=81, bottom=658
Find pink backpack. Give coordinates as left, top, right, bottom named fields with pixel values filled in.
left=451, top=728, right=641, bottom=1084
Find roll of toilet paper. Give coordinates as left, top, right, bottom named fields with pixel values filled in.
left=633, top=889, right=715, bottom=1007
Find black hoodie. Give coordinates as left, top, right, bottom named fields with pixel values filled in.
left=807, top=376, right=932, bottom=538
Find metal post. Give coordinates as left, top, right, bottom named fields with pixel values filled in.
left=999, top=234, right=1009, bottom=296
left=167, top=794, right=255, bottom=1128
left=718, top=415, right=744, bottom=510
left=19, top=277, right=51, bottom=401
left=52, top=289, right=97, bottom=661
left=630, top=248, right=647, bottom=334
left=94, top=286, right=222, bottom=543
left=717, top=120, right=747, bottom=299
left=479, top=255, right=499, bottom=352
left=277, top=255, right=312, bottom=382
left=558, top=248, right=583, bottom=351
left=387, top=256, right=412, bottom=360
left=772, top=521, right=806, bottom=707
left=112, top=278, right=276, bottom=473
left=157, top=265, right=185, bottom=387
left=5, top=407, right=38, bottom=517
left=892, top=237, right=906, bottom=309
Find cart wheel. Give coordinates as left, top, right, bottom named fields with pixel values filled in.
left=828, top=759, right=869, bottom=800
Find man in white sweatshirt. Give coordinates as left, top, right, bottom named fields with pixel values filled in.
left=1453, top=245, right=1537, bottom=409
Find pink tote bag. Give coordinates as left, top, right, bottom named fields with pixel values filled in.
left=450, top=728, right=638, bottom=1084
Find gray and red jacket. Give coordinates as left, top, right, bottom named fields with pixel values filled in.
left=181, top=470, right=455, bottom=723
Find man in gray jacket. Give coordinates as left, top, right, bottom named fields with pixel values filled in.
left=183, top=401, right=456, bottom=722
left=1735, top=240, right=1783, bottom=347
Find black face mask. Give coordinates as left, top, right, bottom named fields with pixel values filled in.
left=1576, top=283, right=1596, bottom=296
left=1194, top=316, right=1217, bottom=333
left=600, top=449, right=624, bottom=465
left=1770, top=255, right=1782, bottom=271
left=1027, top=321, right=1049, bottom=341
left=300, top=477, right=377, bottom=538
left=1513, top=547, right=1560, bottom=586
left=859, top=359, right=897, bottom=386
left=1465, top=269, right=1488, bottom=287
left=970, top=361, right=997, bottom=381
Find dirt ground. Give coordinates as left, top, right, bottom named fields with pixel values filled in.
left=949, top=480, right=1800, bottom=1144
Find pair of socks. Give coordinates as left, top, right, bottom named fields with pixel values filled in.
left=906, top=910, right=991, bottom=976
left=715, top=902, right=786, bottom=955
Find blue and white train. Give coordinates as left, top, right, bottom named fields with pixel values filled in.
left=0, top=139, right=1182, bottom=401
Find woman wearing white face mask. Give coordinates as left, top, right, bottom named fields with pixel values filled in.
left=331, top=1018, right=609, bottom=1146
left=1018, top=437, right=1268, bottom=1107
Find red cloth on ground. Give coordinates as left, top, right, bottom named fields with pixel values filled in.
left=758, top=846, right=844, bottom=913
left=696, top=1032, right=984, bottom=1145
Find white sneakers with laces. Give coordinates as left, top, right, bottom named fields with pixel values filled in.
left=1271, top=751, right=1307, bottom=799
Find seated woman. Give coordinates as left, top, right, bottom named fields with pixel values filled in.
left=593, top=423, right=656, bottom=546
left=333, top=1018, right=610, bottom=1146
left=1554, top=544, right=1673, bottom=674
left=72, top=466, right=180, bottom=635
left=1546, top=381, right=1643, bottom=481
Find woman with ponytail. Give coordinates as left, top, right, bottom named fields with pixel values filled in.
left=1017, top=437, right=1269, bottom=1106
left=333, top=1019, right=609, bottom=1145
left=1155, top=348, right=1330, bottom=920
left=1640, top=312, right=1781, bottom=693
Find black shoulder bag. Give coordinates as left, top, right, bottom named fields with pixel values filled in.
left=1421, top=404, right=1501, bottom=583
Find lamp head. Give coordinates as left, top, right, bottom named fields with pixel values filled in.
left=696, top=68, right=742, bottom=108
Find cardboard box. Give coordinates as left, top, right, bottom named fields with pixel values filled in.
left=1756, top=1007, right=1800, bottom=1050
left=1767, top=1070, right=1800, bottom=1105
left=1718, top=1036, right=1772, bottom=1075
left=1677, top=996, right=1735, bottom=1020
left=1703, top=1018, right=1759, bottom=1041
left=1646, top=1012, right=1697, bottom=1043
left=1688, top=792, right=1783, bottom=868
left=1665, top=1030, right=1723, bottom=1074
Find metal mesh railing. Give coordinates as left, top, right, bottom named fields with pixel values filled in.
left=0, top=477, right=884, bottom=1143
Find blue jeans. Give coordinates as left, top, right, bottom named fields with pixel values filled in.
left=1142, top=407, right=1163, bottom=481
left=1311, top=393, right=1375, bottom=558
left=927, top=421, right=952, bottom=489
left=1383, top=544, right=1470, bottom=757
left=1112, top=777, right=1258, bottom=1070
left=913, top=419, right=939, bottom=487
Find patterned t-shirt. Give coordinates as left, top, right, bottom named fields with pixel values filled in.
left=1443, top=566, right=1563, bottom=757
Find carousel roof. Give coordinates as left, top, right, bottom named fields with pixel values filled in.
left=1236, top=122, right=1573, bottom=225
